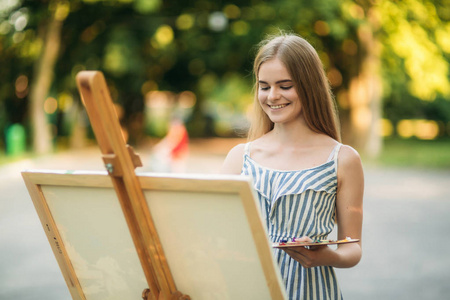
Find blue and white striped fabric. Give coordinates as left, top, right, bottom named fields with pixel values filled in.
left=241, top=142, right=343, bottom=300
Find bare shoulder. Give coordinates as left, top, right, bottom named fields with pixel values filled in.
left=337, top=144, right=364, bottom=182
left=339, top=144, right=362, bottom=165
left=220, top=143, right=246, bottom=174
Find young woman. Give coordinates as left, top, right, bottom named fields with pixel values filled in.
left=221, top=33, right=364, bottom=299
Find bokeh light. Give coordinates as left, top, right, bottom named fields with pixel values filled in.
left=314, top=21, right=330, bottom=36
left=397, top=119, right=440, bottom=140
left=15, top=75, right=28, bottom=98
left=44, top=97, right=58, bottom=114
left=153, top=25, right=174, bottom=47
left=223, top=4, right=241, bottom=19
left=231, top=20, right=250, bottom=36
left=208, top=12, right=228, bottom=32
left=178, top=91, right=196, bottom=109
left=176, top=14, right=194, bottom=30
left=378, top=119, right=393, bottom=137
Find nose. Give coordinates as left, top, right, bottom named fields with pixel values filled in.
left=268, top=87, right=280, bottom=101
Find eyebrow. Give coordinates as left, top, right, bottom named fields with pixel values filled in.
left=258, top=79, right=293, bottom=84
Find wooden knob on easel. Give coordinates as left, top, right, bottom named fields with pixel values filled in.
left=142, top=288, right=150, bottom=300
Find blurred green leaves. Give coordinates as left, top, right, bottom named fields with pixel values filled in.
left=378, top=0, right=450, bottom=101
left=0, top=0, right=449, bottom=155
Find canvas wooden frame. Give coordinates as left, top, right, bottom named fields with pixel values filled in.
left=22, top=170, right=287, bottom=300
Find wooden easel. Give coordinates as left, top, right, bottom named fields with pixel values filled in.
left=76, top=71, right=190, bottom=300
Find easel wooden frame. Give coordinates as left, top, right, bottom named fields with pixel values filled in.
left=75, top=71, right=186, bottom=300
left=21, top=71, right=287, bottom=299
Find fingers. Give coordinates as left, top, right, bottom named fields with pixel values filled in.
left=283, top=247, right=315, bottom=268
left=281, top=241, right=331, bottom=268
left=283, top=247, right=307, bottom=257
left=293, top=236, right=313, bottom=243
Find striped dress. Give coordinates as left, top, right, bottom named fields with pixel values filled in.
left=241, top=142, right=343, bottom=300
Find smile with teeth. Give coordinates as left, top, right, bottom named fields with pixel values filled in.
left=269, top=104, right=288, bottom=109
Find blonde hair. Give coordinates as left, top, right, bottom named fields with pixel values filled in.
left=247, top=33, right=341, bottom=142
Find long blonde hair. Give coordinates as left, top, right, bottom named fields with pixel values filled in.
left=247, top=33, right=341, bottom=142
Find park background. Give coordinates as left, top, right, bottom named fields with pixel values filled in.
left=1, top=0, right=450, bottom=299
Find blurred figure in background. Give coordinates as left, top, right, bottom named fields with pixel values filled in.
left=149, top=117, right=189, bottom=173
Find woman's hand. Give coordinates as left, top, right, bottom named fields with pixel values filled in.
left=280, top=236, right=362, bottom=268
left=280, top=236, right=338, bottom=268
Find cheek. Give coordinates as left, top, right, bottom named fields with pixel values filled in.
left=287, top=91, right=301, bottom=106
left=257, top=91, right=266, bottom=104
left=286, top=89, right=299, bottom=99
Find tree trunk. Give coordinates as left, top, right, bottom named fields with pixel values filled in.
left=70, top=102, right=89, bottom=149
left=347, top=22, right=383, bottom=158
left=29, top=12, right=63, bottom=154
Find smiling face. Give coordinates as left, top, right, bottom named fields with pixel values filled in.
left=257, top=58, right=302, bottom=125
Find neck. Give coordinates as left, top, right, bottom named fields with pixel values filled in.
left=270, top=118, right=316, bottom=145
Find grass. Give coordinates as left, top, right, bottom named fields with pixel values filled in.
left=367, top=138, right=450, bottom=169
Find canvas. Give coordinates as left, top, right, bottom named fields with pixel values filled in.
left=22, top=170, right=287, bottom=300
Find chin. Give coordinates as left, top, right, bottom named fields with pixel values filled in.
left=268, top=115, right=299, bottom=125
left=268, top=117, right=288, bottom=124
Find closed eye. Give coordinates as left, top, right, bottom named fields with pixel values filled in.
left=280, top=86, right=293, bottom=90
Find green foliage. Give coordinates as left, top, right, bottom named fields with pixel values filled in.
left=369, top=138, right=450, bottom=169
left=0, top=0, right=449, bottom=153
left=1, top=0, right=363, bottom=144
left=378, top=0, right=450, bottom=130
left=379, top=0, right=449, bottom=99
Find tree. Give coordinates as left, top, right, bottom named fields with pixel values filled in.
left=0, top=0, right=162, bottom=153
left=29, top=1, right=69, bottom=154
left=1, top=0, right=449, bottom=157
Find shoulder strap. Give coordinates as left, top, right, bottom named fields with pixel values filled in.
left=333, top=143, right=342, bottom=161
left=244, top=142, right=251, bottom=157
left=327, top=143, right=342, bottom=162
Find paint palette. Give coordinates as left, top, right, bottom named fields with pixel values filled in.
left=272, top=238, right=360, bottom=248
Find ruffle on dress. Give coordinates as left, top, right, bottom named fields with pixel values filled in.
left=244, top=155, right=338, bottom=204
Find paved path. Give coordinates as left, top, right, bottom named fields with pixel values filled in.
left=337, top=167, right=450, bottom=300
left=1, top=140, right=449, bottom=299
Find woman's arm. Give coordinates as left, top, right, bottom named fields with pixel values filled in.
left=281, top=145, right=364, bottom=268
left=220, top=143, right=246, bottom=174
left=333, top=145, right=364, bottom=268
